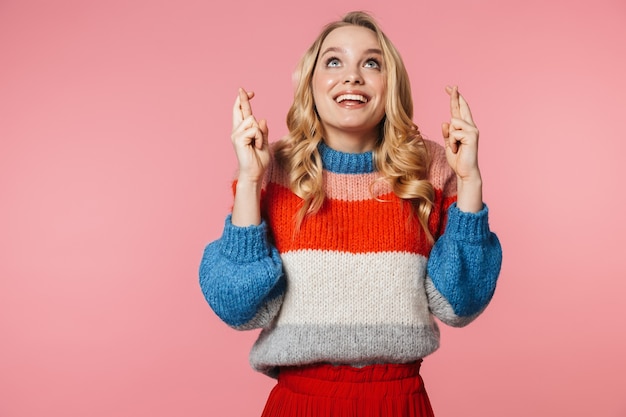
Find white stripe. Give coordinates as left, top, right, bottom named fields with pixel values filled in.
left=278, top=250, right=432, bottom=326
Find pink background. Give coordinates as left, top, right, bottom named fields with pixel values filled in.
left=2, top=0, right=625, bottom=416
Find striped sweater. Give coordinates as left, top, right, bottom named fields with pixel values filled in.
left=200, top=139, right=502, bottom=377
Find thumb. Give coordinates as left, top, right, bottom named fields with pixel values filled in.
left=441, top=122, right=450, bottom=139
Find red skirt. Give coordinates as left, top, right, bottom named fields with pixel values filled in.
left=260, top=360, right=435, bottom=417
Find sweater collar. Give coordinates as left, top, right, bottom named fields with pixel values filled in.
left=318, top=141, right=375, bottom=174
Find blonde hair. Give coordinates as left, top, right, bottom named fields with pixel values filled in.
left=274, top=11, right=435, bottom=240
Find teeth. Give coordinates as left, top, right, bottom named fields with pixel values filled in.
left=336, top=94, right=368, bottom=103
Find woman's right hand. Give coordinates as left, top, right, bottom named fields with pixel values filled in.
left=231, top=87, right=270, bottom=183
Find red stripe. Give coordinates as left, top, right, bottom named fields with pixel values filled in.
left=261, top=361, right=434, bottom=417
left=262, top=183, right=454, bottom=255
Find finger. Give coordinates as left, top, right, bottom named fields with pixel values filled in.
left=458, top=93, right=475, bottom=125
left=258, top=119, right=269, bottom=150
left=236, top=116, right=263, bottom=149
left=449, top=118, right=479, bottom=143
left=232, top=119, right=261, bottom=151
left=449, top=129, right=467, bottom=142
left=232, top=93, right=243, bottom=128
left=442, top=122, right=458, bottom=153
left=239, top=126, right=261, bottom=149
left=441, top=122, right=450, bottom=139
left=447, top=136, right=459, bottom=154
left=232, top=88, right=256, bottom=130
left=239, top=87, right=254, bottom=119
left=447, top=85, right=462, bottom=119
left=449, top=117, right=477, bottom=132
left=252, top=126, right=264, bottom=150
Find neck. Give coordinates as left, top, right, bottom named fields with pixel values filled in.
left=322, top=129, right=378, bottom=153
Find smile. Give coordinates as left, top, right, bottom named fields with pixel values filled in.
left=335, top=94, right=369, bottom=103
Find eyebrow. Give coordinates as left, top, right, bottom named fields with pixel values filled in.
left=320, top=47, right=383, bottom=56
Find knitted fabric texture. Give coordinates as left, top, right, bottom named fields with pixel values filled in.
left=199, top=139, right=502, bottom=377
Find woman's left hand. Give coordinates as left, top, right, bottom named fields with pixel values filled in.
left=441, top=85, right=481, bottom=182
left=442, top=86, right=483, bottom=212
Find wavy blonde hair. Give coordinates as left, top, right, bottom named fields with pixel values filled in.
left=274, top=11, right=435, bottom=240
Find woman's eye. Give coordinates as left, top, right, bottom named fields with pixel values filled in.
left=326, top=57, right=341, bottom=67
left=364, top=59, right=381, bottom=69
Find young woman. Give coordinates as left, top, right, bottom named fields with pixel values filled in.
left=200, top=11, right=502, bottom=417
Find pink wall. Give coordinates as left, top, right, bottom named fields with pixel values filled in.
left=2, top=0, right=625, bottom=416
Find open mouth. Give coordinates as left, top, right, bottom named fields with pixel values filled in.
left=335, top=94, right=369, bottom=104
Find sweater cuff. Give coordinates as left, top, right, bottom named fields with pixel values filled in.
left=219, top=215, right=271, bottom=263
left=445, top=203, right=491, bottom=243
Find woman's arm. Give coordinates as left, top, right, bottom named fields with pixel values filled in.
left=198, top=88, right=284, bottom=330
left=230, top=87, right=270, bottom=226
left=441, top=85, right=483, bottom=214
left=425, top=86, right=502, bottom=327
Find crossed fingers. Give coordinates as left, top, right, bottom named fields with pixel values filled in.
left=442, top=85, right=478, bottom=153
left=448, top=85, right=474, bottom=125
left=231, top=87, right=268, bottom=151
left=232, top=87, right=254, bottom=128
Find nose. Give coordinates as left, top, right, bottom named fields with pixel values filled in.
left=344, top=67, right=363, bottom=84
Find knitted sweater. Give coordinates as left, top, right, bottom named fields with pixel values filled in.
left=200, top=139, right=502, bottom=377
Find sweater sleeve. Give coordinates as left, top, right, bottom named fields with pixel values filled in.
left=199, top=214, right=285, bottom=330
left=425, top=203, right=502, bottom=327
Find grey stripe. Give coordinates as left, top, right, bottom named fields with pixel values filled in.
left=249, top=323, right=441, bottom=377
left=233, top=294, right=284, bottom=330
left=425, top=277, right=482, bottom=327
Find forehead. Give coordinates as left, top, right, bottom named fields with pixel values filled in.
left=320, top=25, right=381, bottom=52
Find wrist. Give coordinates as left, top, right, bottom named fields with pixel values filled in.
left=236, top=176, right=263, bottom=191
left=457, top=176, right=482, bottom=189
left=456, top=177, right=483, bottom=213
left=232, top=177, right=263, bottom=227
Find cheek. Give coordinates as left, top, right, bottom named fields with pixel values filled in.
left=374, top=79, right=387, bottom=112
left=313, top=72, right=337, bottom=90
left=371, top=75, right=386, bottom=94
left=311, top=75, right=323, bottom=97
left=372, top=79, right=387, bottom=108
left=312, top=76, right=336, bottom=108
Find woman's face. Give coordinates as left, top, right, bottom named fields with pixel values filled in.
left=312, top=25, right=387, bottom=151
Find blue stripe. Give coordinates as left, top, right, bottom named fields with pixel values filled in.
left=318, top=141, right=375, bottom=174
